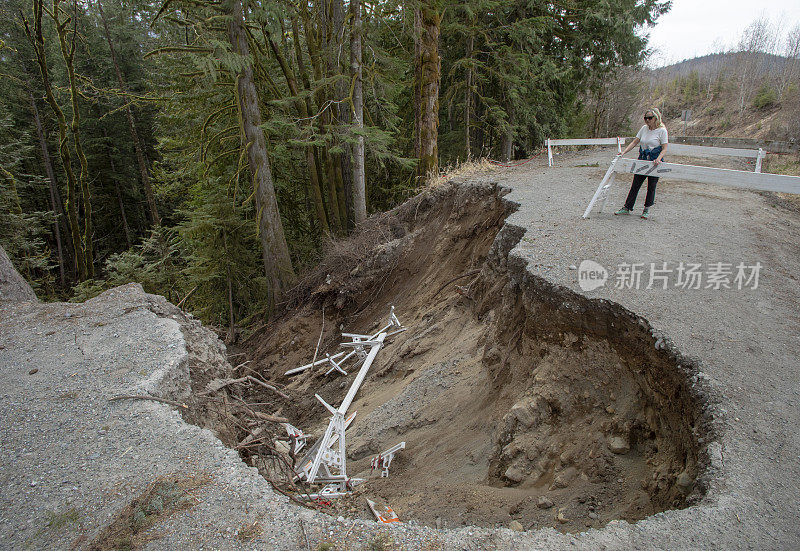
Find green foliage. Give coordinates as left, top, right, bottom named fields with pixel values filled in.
left=682, top=71, right=701, bottom=102
left=438, top=0, right=669, bottom=160
left=752, top=85, right=778, bottom=109
left=2, top=0, right=671, bottom=327
left=0, top=105, right=55, bottom=294
left=71, top=227, right=183, bottom=303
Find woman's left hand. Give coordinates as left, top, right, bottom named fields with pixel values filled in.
left=653, top=158, right=662, bottom=165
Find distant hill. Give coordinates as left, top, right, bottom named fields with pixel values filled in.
left=652, top=52, right=791, bottom=80
left=585, top=51, right=800, bottom=142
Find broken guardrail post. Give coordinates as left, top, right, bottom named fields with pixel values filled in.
left=285, top=306, right=403, bottom=377
left=282, top=423, right=307, bottom=454
left=305, top=332, right=387, bottom=492
left=370, top=441, right=406, bottom=477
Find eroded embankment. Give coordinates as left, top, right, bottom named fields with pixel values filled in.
left=213, top=181, right=714, bottom=532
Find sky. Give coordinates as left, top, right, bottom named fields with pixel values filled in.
left=645, top=0, right=800, bottom=67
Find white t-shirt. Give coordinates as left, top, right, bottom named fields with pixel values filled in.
left=636, top=125, right=668, bottom=150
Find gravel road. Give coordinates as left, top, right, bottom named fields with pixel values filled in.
left=1, top=147, right=798, bottom=550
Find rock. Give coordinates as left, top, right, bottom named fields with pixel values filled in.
left=274, top=441, right=291, bottom=454
left=537, top=496, right=554, bottom=509
left=504, top=464, right=526, bottom=483
left=510, top=400, right=538, bottom=428
left=508, top=520, right=524, bottom=532
left=501, top=442, right=519, bottom=459
left=588, top=512, right=599, bottom=520
left=676, top=470, right=693, bottom=491
left=608, top=436, right=630, bottom=455
left=0, top=245, right=37, bottom=304
left=556, top=508, right=571, bottom=523
left=605, top=406, right=616, bottom=415
left=28, top=369, right=38, bottom=375
left=483, top=346, right=502, bottom=366
left=550, top=466, right=577, bottom=490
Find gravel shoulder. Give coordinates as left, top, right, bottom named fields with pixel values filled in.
left=1, top=148, right=798, bottom=550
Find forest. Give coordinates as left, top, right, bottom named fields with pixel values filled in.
left=1, top=0, right=672, bottom=335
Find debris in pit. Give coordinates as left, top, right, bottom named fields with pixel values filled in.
left=283, top=422, right=308, bottom=454
left=607, top=435, right=630, bottom=455
left=285, top=305, right=403, bottom=377
left=366, top=498, right=401, bottom=524
left=370, top=441, right=406, bottom=477
left=294, top=410, right=357, bottom=482
left=302, top=331, right=388, bottom=494
left=287, top=307, right=407, bottom=500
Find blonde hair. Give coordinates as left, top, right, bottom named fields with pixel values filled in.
left=645, top=108, right=665, bottom=128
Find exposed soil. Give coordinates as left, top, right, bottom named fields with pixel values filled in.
left=200, top=181, right=711, bottom=532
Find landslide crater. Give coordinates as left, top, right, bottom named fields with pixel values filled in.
left=222, top=181, right=714, bottom=532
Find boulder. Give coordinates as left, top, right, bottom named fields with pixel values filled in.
left=0, top=245, right=37, bottom=304
left=608, top=436, right=630, bottom=455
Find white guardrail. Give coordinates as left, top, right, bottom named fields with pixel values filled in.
left=547, top=137, right=624, bottom=167
left=548, top=139, right=767, bottom=172
left=667, top=143, right=766, bottom=173
left=583, top=156, right=800, bottom=219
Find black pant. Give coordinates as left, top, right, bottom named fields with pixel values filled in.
left=624, top=174, right=658, bottom=210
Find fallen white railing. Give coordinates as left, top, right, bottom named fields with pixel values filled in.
left=667, top=143, right=766, bottom=173
left=583, top=157, right=800, bottom=219
left=547, top=137, right=624, bottom=167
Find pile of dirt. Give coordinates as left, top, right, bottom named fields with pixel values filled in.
left=206, top=181, right=713, bottom=532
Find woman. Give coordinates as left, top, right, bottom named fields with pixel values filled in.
left=614, top=108, right=668, bottom=220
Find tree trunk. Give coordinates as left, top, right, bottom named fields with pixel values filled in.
left=303, top=1, right=344, bottom=234
left=53, top=0, right=94, bottom=278
left=464, top=34, right=473, bottom=160
left=329, top=0, right=353, bottom=229
left=267, top=30, right=329, bottom=234
left=110, top=156, right=132, bottom=248
left=29, top=90, right=65, bottom=286
left=413, top=3, right=441, bottom=184
left=227, top=0, right=295, bottom=305
left=350, top=0, right=366, bottom=224
left=26, top=0, right=85, bottom=280
left=290, top=18, right=329, bottom=234
left=501, top=133, right=513, bottom=162
left=323, top=0, right=349, bottom=230
left=97, top=0, right=160, bottom=226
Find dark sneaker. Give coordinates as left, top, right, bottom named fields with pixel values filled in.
left=641, top=208, right=650, bottom=219
left=614, top=207, right=631, bottom=215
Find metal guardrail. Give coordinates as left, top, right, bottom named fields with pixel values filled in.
left=583, top=156, right=800, bottom=219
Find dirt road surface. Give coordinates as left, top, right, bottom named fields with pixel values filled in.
left=1, top=148, right=798, bottom=549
